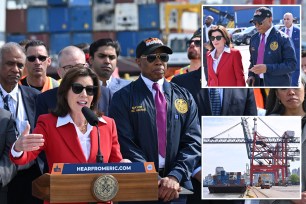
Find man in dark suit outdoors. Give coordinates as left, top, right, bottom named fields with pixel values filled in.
left=282, top=12, right=300, bottom=86
left=109, top=37, right=201, bottom=203
left=35, top=45, right=112, bottom=124
left=0, top=109, right=18, bottom=204
left=172, top=68, right=257, bottom=204
left=0, top=42, right=42, bottom=204
left=89, top=38, right=131, bottom=95
left=247, top=7, right=296, bottom=87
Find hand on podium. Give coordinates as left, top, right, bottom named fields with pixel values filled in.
left=158, top=176, right=182, bottom=202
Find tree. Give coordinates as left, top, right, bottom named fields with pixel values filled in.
left=290, top=174, right=300, bottom=185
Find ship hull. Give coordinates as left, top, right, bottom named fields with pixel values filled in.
left=208, top=185, right=246, bottom=193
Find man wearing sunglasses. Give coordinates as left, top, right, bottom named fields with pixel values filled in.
left=167, top=28, right=202, bottom=81
left=19, top=40, right=59, bottom=92
left=35, top=45, right=112, bottom=124
left=0, top=42, right=42, bottom=204
left=247, top=7, right=297, bottom=87
left=89, top=38, right=130, bottom=95
left=109, top=37, right=201, bottom=203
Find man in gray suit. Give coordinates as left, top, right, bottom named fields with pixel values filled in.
left=0, top=109, right=18, bottom=204
left=89, top=38, right=130, bottom=95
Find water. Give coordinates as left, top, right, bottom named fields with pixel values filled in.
left=202, top=187, right=245, bottom=199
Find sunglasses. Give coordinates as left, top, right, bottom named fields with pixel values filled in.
left=187, top=40, right=201, bottom=47
left=252, top=18, right=267, bottom=26
left=62, top=63, right=86, bottom=71
left=209, top=36, right=223, bottom=41
left=141, top=53, right=169, bottom=63
left=27, top=55, right=48, bottom=62
left=71, top=83, right=97, bottom=96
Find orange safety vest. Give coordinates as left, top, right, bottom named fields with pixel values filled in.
left=166, top=65, right=190, bottom=81
left=19, top=77, right=59, bottom=92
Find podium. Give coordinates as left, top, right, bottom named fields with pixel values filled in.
left=32, top=162, right=158, bottom=203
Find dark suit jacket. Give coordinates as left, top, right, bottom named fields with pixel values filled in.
left=207, top=48, right=246, bottom=86
left=248, top=27, right=296, bottom=86
left=35, top=86, right=112, bottom=123
left=282, top=26, right=300, bottom=86
left=0, top=109, right=17, bottom=187
left=171, top=69, right=258, bottom=119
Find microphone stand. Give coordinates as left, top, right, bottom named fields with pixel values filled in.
left=95, top=125, right=103, bottom=163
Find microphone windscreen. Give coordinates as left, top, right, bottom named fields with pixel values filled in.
left=81, top=107, right=99, bottom=126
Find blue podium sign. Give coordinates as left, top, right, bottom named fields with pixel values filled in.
left=51, top=162, right=156, bottom=175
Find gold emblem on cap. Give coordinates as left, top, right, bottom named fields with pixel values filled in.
left=270, top=41, right=278, bottom=51
left=174, top=99, right=188, bottom=114
left=92, top=175, right=119, bottom=202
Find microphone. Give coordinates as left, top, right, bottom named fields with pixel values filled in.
left=81, top=107, right=103, bottom=163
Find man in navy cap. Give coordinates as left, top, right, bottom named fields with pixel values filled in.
left=247, top=7, right=297, bottom=87
left=109, top=37, right=201, bottom=203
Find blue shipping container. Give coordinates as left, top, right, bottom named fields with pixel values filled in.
left=117, top=30, right=161, bottom=57
left=27, top=7, right=49, bottom=32
left=72, top=32, right=93, bottom=45
left=6, top=34, right=26, bottom=43
left=70, top=6, right=92, bottom=31
left=69, top=0, right=92, bottom=6
left=138, top=4, right=160, bottom=30
left=50, top=33, right=71, bottom=55
left=48, top=7, right=70, bottom=32
left=48, top=0, right=68, bottom=6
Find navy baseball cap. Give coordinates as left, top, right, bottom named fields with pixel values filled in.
left=136, top=37, right=173, bottom=58
left=250, top=7, right=272, bottom=23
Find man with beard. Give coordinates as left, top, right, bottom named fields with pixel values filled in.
left=167, top=28, right=202, bottom=81
left=89, top=38, right=130, bottom=95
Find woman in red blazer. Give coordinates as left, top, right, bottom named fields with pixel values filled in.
left=207, top=25, right=246, bottom=87
left=11, top=67, right=124, bottom=204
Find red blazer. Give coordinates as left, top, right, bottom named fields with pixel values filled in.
left=11, top=114, right=123, bottom=172
left=207, top=48, right=246, bottom=86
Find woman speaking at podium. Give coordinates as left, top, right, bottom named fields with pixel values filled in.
left=10, top=67, right=125, bottom=204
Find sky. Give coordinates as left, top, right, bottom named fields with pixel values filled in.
left=202, top=116, right=301, bottom=176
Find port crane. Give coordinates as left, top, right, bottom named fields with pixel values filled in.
left=203, top=117, right=300, bottom=186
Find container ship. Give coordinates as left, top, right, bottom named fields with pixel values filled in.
left=208, top=167, right=247, bottom=193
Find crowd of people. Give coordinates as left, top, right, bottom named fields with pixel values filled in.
left=0, top=5, right=304, bottom=204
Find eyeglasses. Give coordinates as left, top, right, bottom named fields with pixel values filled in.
left=187, top=40, right=201, bottom=47
left=71, top=83, right=97, bottom=96
left=27, top=55, right=48, bottom=62
left=209, top=36, right=223, bottom=41
left=141, top=53, right=169, bottom=63
left=62, top=63, right=86, bottom=71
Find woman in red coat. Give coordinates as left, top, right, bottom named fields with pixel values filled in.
left=10, top=67, right=125, bottom=204
left=207, top=25, right=246, bottom=87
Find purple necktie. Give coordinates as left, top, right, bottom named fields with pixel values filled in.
left=152, top=83, right=167, bottom=157
left=256, top=33, right=265, bottom=65
left=286, top=28, right=290, bottom=37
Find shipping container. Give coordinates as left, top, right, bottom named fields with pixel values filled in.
left=93, top=31, right=116, bottom=41
left=6, top=9, right=27, bottom=34
left=114, top=0, right=134, bottom=3
left=72, top=32, right=93, bottom=45
left=50, top=33, right=71, bottom=55
left=115, top=3, right=139, bottom=31
left=27, top=0, right=47, bottom=6
left=70, top=6, right=92, bottom=31
left=117, top=30, right=160, bottom=57
left=27, top=33, right=50, bottom=49
left=93, top=0, right=114, bottom=5
left=93, top=5, right=115, bottom=31
left=138, top=4, right=160, bottom=30
left=48, top=0, right=68, bottom=6
left=69, top=0, right=92, bottom=6
left=159, top=3, right=178, bottom=30
left=27, top=7, right=49, bottom=33
left=6, top=34, right=26, bottom=43
left=135, top=0, right=156, bottom=4
left=48, top=7, right=69, bottom=32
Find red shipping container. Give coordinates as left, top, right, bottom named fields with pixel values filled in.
left=27, top=33, right=50, bottom=49
left=6, top=9, right=27, bottom=34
